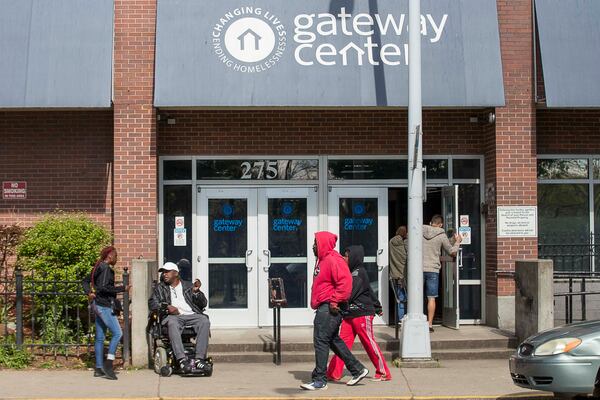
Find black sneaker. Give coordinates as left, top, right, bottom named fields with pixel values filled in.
left=179, top=358, right=193, bottom=374
left=94, top=368, right=105, bottom=377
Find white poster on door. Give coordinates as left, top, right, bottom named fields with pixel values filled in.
left=458, top=226, right=471, bottom=245
left=174, top=228, right=186, bottom=246
left=460, top=215, right=469, bottom=227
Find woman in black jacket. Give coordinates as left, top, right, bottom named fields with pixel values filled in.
left=326, top=245, right=392, bottom=382
left=90, top=246, right=129, bottom=380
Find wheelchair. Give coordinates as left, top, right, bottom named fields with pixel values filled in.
left=147, top=303, right=213, bottom=377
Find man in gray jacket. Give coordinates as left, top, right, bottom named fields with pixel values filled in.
left=423, top=215, right=461, bottom=332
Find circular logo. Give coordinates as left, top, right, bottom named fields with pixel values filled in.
left=353, top=203, right=366, bottom=216
left=282, top=202, right=294, bottom=216
left=211, top=8, right=286, bottom=73
left=224, top=18, right=275, bottom=63
left=222, top=204, right=234, bottom=216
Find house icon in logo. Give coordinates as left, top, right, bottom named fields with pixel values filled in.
left=237, top=28, right=261, bottom=51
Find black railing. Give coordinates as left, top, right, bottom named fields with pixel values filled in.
left=0, top=268, right=130, bottom=364
left=540, top=233, right=600, bottom=272
left=553, top=271, right=600, bottom=324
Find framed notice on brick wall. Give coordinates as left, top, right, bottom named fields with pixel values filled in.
left=497, top=206, right=537, bottom=237
left=2, top=182, right=27, bottom=199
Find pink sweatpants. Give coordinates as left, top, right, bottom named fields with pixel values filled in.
left=326, top=315, right=392, bottom=380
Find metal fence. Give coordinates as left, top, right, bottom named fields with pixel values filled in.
left=554, top=271, right=600, bottom=325
left=539, top=233, right=600, bottom=272
left=0, top=268, right=130, bottom=363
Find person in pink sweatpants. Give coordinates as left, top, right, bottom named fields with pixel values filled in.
left=326, top=245, right=392, bottom=382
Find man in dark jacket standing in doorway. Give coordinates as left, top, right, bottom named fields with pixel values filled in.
left=389, top=226, right=408, bottom=321
left=300, top=231, right=369, bottom=391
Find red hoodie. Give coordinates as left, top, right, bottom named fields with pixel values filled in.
left=310, top=231, right=353, bottom=310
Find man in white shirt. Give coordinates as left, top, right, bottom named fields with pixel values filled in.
left=148, top=262, right=210, bottom=373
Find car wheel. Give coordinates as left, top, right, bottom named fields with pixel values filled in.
left=154, top=347, right=168, bottom=375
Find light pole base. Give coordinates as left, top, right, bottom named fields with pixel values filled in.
left=399, top=314, right=432, bottom=359
left=394, top=358, right=440, bottom=368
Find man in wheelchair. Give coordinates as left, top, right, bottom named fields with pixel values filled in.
left=148, top=262, right=212, bottom=376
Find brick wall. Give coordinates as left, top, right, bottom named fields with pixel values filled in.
left=0, top=110, right=113, bottom=229
left=538, top=109, right=600, bottom=154
left=113, top=0, right=158, bottom=263
left=486, top=0, right=537, bottom=302
left=158, top=109, right=491, bottom=156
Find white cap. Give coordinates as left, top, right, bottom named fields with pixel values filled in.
left=159, top=262, right=179, bottom=272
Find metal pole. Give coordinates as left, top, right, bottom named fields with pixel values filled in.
left=15, top=269, right=23, bottom=349
left=401, top=0, right=431, bottom=359
left=276, top=305, right=281, bottom=365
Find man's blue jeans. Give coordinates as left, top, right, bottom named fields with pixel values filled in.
left=395, top=284, right=407, bottom=321
left=93, top=303, right=123, bottom=368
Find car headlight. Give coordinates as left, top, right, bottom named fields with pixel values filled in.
left=534, top=338, right=582, bottom=356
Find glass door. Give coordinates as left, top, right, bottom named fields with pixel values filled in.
left=257, top=188, right=318, bottom=326
left=197, top=188, right=258, bottom=327
left=328, top=188, right=389, bottom=324
left=442, top=185, right=460, bottom=329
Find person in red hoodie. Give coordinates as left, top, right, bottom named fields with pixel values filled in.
left=300, top=231, right=369, bottom=391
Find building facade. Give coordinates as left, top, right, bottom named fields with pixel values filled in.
left=1, top=0, right=599, bottom=330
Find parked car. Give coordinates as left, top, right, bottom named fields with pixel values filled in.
left=509, top=320, right=600, bottom=398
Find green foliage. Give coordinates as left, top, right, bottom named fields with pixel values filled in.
left=39, top=307, right=83, bottom=346
left=0, top=346, right=31, bottom=369
left=17, top=212, right=111, bottom=281
left=16, top=212, right=111, bottom=345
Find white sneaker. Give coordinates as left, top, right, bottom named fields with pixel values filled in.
left=300, top=381, right=328, bottom=390
left=347, top=368, right=369, bottom=386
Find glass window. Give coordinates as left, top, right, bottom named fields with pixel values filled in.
left=208, top=199, right=247, bottom=258
left=537, top=159, right=588, bottom=179
left=328, top=159, right=407, bottom=180
left=208, top=264, right=247, bottom=308
left=452, top=159, right=480, bottom=179
left=459, top=285, right=481, bottom=320
left=538, top=184, right=590, bottom=271
left=268, top=263, right=307, bottom=308
left=163, top=160, right=192, bottom=180
left=593, top=160, right=600, bottom=179
left=196, top=159, right=318, bottom=180
left=268, top=198, right=307, bottom=258
left=458, top=184, right=481, bottom=280
left=423, top=159, right=448, bottom=179
left=338, top=198, right=378, bottom=256
left=163, top=185, right=192, bottom=280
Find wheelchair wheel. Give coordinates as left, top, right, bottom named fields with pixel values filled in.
left=154, top=347, right=170, bottom=376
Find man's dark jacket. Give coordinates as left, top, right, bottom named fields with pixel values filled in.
left=148, top=279, right=207, bottom=314
left=342, top=245, right=382, bottom=319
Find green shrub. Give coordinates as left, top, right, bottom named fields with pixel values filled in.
left=0, top=346, right=31, bottom=369
left=16, top=212, right=111, bottom=344
left=17, top=212, right=111, bottom=281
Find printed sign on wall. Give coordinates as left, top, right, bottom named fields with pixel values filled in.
left=497, top=206, right=537, bottom=238
left=2, top=182, right=27, bottom=199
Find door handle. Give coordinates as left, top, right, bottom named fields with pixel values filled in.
left=262, top=249, right=271, bottom=272
left=376, top=248, right=384, bottom=271
left=458, top=248, right=463, bottom=268
left=245, top=249, right=253, bottom=272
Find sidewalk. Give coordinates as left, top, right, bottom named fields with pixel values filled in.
left=0, top=360, right=551, bottom=400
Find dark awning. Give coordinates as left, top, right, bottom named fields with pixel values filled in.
left=0, top=0, right=113, bottom=108
left=154, top=0, right=505, bottom=107
left=536, top=0, right=600, bottom=108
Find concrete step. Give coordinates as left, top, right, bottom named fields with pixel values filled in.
left=209, top=337, right=517, bottom=353
left=209, top=348, right=515, bottom=363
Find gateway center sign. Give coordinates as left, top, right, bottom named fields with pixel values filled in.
left=155, top=0, right=504, bottom=107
